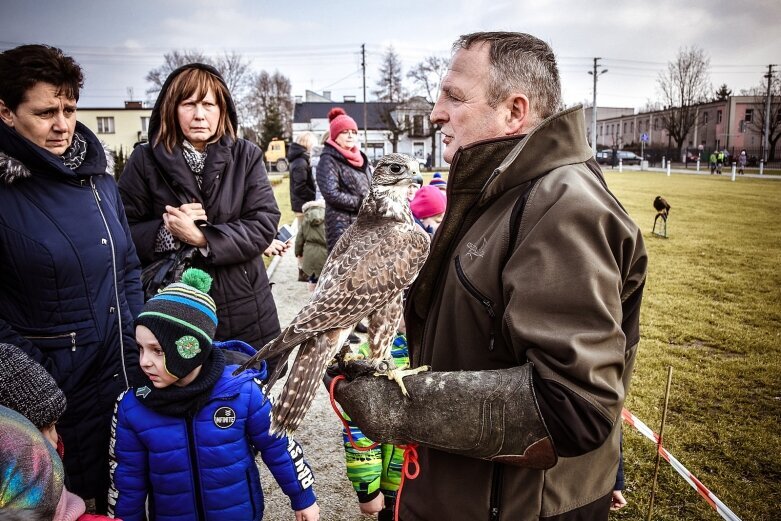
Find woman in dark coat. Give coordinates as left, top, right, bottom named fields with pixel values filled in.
left=0, top=45, right=143, bottom=511
left=315, top=108, right=372, bottom=251
left=288, top=131, right=317, bottom=225
left=118, top=64, right=283, bottom=364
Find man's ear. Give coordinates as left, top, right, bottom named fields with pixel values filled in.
left=505, top=93, right=531, bottom=135
left=0, top=100, right=14, bottom=127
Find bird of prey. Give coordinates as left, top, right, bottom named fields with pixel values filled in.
left=234, top=153, right=431, bottom=435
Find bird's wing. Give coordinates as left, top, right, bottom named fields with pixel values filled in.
left=293, top=223, right=429, bottom=334
left=235, top=223, right=428, bottom=378
left=367, top=293, right=405, bottom=360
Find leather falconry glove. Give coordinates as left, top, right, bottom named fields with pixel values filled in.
left=330, top=360, right=558, bottom=469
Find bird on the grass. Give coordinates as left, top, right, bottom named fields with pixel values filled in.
left=234, top=153, right=431, bottom=435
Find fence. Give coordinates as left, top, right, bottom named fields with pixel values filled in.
left=621, top=145, right=781, bottom=170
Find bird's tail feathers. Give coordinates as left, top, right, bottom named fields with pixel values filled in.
left=270, top=331, right=344, bottom=435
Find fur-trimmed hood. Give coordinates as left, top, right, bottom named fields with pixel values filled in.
left=301, top=199, right=325, bottom=213
left=0, top=121, right=114, bottom=185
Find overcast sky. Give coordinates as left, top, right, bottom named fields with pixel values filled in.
left=1, top=0, right=778, bottom=112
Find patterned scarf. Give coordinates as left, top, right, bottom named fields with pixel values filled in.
left=134, top=348, right=225, bottom=418
left=182, top=140, right=207, bottom=188
left=59, top=132, right=87, bottom=170
left=327, top=138, right=365, bottom=168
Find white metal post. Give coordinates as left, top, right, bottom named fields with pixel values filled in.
left=731, top=162, right=736, bottom=181
left=696, top=159, right=700, bottom=172
left=667, top=162, right=671, bottom=176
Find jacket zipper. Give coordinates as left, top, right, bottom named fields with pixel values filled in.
left=489, top=463, right=504, bottom=521
left=25, top=332, right=77, bottom=351
left=90, top=178, right=128, bottom=388
left=454, top=256, right=496, bottom=351
left=187, top=418, right=206, bottom=520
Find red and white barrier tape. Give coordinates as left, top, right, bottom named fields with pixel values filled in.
left=621, top=408, right=742, bottom=521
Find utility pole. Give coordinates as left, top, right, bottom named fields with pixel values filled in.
left=362, top=43, right=368, bottom=148
left=588, top=58, right=608, bottom=156
left=763, top=64, right=776, bottom=163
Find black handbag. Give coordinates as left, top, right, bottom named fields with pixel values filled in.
left=140, top=245, right=198, bottom=301
left=139, top=143, right=203, bottom=301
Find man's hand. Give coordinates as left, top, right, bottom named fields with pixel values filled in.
left=178, top=202, right=207, bottom=221
left=264, top=238, right=291, bottom=257
left=610, top=490, right=627, bottom=511
left=295, top=502, right=320, bottom=521
left=359, top=492, right=384, bottom=515
left=163, top=205, right=207, bottom=247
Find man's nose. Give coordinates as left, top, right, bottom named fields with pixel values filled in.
left=430, top=97, right=447, bottom=125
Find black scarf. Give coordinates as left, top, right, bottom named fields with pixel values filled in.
left=60, top=131, right=88, bottom=170
left=135, top=348, right=226, bottom=418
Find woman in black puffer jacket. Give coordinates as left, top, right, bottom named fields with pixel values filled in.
left=119, top=64, right=283, bottom=366
left=315, top=108, right=372, bottom=251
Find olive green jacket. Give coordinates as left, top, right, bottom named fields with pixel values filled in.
left=402, top=106, right=647, bottom=520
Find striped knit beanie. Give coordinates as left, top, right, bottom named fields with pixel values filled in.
left=136, top=268, right=217, bottom=379
left=0, top=343, right=66, bottom=429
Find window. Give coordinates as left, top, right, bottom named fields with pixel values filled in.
left=97, top=117, right=115, bottom=134
left=412, top=115, right=425, bottom=136
left=365, top=143, right=385, bottom=164
left=630, top=122, right=634, bottom=134
left=739, top=120, right=746, bottom=133
left=744, top=109, right=753, bottom=123
left=717, top=110, right=722, bottom=124
left=141, top=116, right=150, bottom=132
left=702, top=112, right=708, bottom=124
left=653, top=119, right=660, bottom=130
left=623, top=122, right=627, bottom=134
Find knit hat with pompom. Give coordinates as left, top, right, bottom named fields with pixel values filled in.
left=0, top=343, right=66, bottom=428
left=135, top=268, right=218, bottom=379
left=328, top=107, right=358, bottom=140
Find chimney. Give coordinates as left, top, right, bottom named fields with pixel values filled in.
left=322, top=90, right=331, bottom=100
left=343, top=95, right=356, bottom=103
left=124, top=101, right=143, bottom=109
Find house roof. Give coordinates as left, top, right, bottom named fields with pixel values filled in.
left=293, top=102, right=397, bottom=130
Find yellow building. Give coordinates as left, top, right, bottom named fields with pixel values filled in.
left=78, top=102, right=152, bottom=158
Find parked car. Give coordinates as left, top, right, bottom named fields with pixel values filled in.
left=595, top=150, right=613, bottom=165
left=617, top=151, right=642, bottom=165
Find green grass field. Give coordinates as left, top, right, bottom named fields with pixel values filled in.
left=271, top=169, right=781, bottom=520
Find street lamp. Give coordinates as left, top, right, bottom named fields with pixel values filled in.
left=588, top=58, right=608, bottom=156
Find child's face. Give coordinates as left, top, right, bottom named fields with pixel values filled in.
left=136, top=325, right=179, bottom=388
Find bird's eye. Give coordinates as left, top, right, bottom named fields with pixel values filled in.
left=390, top=164, right=402, bottom=173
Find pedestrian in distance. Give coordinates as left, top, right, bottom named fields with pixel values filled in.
left=0, top=44, right=144, bottom=512
left=315, top=107, right=372, bottom=253
left=330, top=31, right=647, bottom=521
left=118, top=63, right=288, bottom=378
left=289, top=131, right=319, bottom=281
left=738, top=149, right=747, bottom=175
left=295, top=200, right=328, bottom=292
left=709, top=150, right=717, bottom=174
left=108, top=268, right=319, bottom=521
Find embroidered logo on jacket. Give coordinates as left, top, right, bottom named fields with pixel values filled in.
left=465, top=237, right=488, bottom=260
left=136, top=386, right=151, bottom=399
left=213, top=406, right=236, bottom=429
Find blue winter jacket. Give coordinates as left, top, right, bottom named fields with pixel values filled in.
left=0, top=120, right=143, bottom=498
left=109, top=350, right=317, bottom=521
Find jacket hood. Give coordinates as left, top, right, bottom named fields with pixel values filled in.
left=147, top=63, right=239, bottom=143
left=0, top=121, right=113, bottom=185
left=302, top=200, right=325, bottom=225
left=301, top=199, right=325, bottom=213
left=287, top=141, right=309, bottom=162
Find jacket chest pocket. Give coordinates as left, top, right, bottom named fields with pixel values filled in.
left=454, top=256, right=498, bottom=352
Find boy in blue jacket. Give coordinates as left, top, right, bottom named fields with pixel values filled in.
left=108, top=269, right=319, bottom=521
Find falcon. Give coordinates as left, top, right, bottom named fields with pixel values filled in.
left=235, top=153, right=431, bottom=435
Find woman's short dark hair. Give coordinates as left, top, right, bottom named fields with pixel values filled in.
left=0, top=44, right=83, bottom=111
left=155, top=67, right=236, bottom=152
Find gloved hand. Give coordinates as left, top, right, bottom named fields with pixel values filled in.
left=330, top=361, right=557, bottom=469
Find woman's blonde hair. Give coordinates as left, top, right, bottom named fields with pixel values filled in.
left=296, top=131, right=318, bottom=151
left=154, top=67, right=236, bottom=152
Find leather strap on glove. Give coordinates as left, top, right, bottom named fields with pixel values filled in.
left=332, top=361, right=557, bottom=469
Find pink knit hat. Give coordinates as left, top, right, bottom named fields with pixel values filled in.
left=328, top=107, right=358, bottom=138
left=410, top=185, right=446, bottom=220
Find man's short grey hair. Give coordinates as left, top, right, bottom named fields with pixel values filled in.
left=454, top=32, right=562, bottom=122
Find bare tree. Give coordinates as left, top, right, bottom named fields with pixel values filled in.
left=714, top=83, right=732, bottom=101
left=373, top=46, right=406, bottom=102
left=146, top=50, right=252, bottom=100
left=408, top=55, right=448, bottom=164
left=146, top=50, right=211, bottom=94
left=657, top=46, right=711, bottom=159
left=378, top=106, right=408, bottom=153
left=245, top=71, right=294, bottom=149
left=742, top=80, right=781, bottom=161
